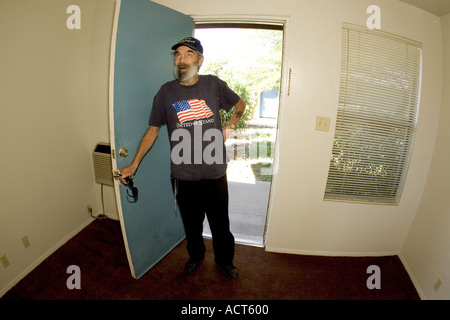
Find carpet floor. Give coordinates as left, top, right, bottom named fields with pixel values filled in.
left=2, top=218, right=419, bottom=301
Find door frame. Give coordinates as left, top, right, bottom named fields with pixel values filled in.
left=192, top=14, right=290, bottom=246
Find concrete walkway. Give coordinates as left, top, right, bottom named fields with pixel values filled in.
left=203, top=178, right=271, bottom=245
left=203, top=117, right=276, bottom=245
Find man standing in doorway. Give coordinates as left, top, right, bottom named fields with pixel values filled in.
left=119, top=37, right=246, bottom=279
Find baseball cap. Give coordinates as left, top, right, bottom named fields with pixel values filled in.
left=171, top=37, right=203, bottom=54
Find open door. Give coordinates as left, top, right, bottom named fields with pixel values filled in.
left=109, top=0, right=194, bottom=279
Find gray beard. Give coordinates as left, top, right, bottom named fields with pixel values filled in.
left=174, top=63, right=198, bottom=82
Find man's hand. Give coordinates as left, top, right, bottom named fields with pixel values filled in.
left=117, top=126, right=160, bottom=185
left=118, top=164, right=137, bottom=185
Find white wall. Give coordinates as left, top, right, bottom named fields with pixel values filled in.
left=155, top=0, right=443, bottom=255
left=87, top=0, right=118, bottom=219
left=400, top=13, right=450, bottom=300
left=0, top=0, right=117, bottom=296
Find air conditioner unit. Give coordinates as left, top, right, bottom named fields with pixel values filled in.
left=92, top=142, right=114, bottom=187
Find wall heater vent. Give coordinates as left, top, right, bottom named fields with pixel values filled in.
left=92, top=142, right=114, bottom=187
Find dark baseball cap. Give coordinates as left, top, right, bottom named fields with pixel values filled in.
left=171, top=37, right=203, bottom=54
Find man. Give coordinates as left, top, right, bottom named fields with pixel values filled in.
left=119, top=37, right=246, bottom=279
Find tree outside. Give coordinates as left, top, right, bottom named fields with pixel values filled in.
left=197, top=28, right=283, bottom=182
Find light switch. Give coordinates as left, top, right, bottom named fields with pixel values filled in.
left=315, top=116, right=331, bottom=132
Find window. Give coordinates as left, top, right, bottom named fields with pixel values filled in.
left=324, top=23, right=422, bottom=205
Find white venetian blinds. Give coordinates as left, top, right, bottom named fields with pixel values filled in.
left=324, top=23, right=422, bottom=205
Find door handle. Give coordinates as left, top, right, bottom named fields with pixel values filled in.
left=114, top=170, right=134, bottom=181
left=119, top=147, right=128, bottom=157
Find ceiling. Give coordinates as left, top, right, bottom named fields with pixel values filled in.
left=399, top=0, right=450, bottom=16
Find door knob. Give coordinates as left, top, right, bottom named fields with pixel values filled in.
left=119, top=147, right=128, bottom=157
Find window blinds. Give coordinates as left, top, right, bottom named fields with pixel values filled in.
left=324, top=23, right=422, bottom=205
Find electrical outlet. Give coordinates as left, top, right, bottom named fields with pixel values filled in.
left=434, top=278, right=443, bottom=292
left=87, top=204, right=93, bottom=215
left=1, top=254, right=10, bottom=269
left=22, top=235, right=31, bottom=249
left=315, top=116, right=331, bottom=132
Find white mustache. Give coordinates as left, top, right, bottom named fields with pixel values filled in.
left=174, top=62, right=198, bottom=82
left=176, top=63, right=190, bottom=70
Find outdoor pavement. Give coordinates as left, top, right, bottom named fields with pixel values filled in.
left=203, top=117, right=276, bottom=245
left=203, top=168, right=271, bottom=245
left=227, top=180, right=271, bottom=244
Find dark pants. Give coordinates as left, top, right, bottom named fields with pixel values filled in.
left=175, top=175, right=235, bottom=265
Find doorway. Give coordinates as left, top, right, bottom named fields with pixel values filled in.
left=194, top=23, right=284, bottom=245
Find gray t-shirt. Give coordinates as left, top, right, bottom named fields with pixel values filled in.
left=149, top=75, right=240, bottom=181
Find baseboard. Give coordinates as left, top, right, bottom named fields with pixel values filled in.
left=398, top=252, right=426, bottom=300
left=0, top=218, right=94, bottom=298
left=265, top=246, right=399, bottom=257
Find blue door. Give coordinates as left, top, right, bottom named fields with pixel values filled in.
left=110, top=0, right=194, bottom=279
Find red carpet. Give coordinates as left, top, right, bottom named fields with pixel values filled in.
left=2, top=218, right=419, bottom=300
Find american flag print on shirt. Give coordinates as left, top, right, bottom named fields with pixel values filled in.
left=172, top=99, right=213, bottom=124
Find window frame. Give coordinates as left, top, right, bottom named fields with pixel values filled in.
left=324, top=23, right=423, bottom=205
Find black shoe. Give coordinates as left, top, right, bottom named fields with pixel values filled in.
left=184, top=259, right=202, bottom=275
left=216, top=262, right=239, bottom=279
